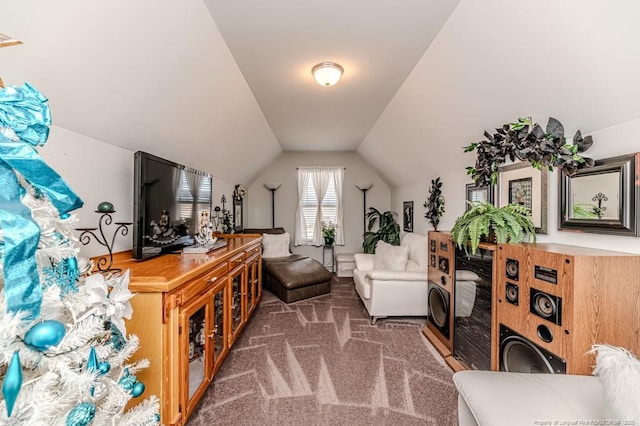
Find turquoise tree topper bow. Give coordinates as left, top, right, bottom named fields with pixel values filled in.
left=0, top=82, right=83, bottom=319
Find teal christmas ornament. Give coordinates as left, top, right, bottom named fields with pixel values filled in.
left=119, top=374, right=136, bottom=391
left=109, top=322, right=126, bottom=350
left=96, top=201, right=114, bottom=213
left=131, top=381, right=145, bottom=398
left=98, top=361, right=110, bottom=375
left=24, top=320, right=65, bottom=350
left=2, top=351, right=22, bottom=417
left=66, top=402, right=95, bottom=426
left=65, top=257, right=79, bottom=282
left=86, top=347, right=98, bottom=373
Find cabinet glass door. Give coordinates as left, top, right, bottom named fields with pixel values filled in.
left=212, top=281, right=228, bottom=374
left=179, top=290, right=212, bottom=417
left=230, top=266, right=245, bottom=344
left=255, top=254, right=262, bottom=301
left=246, top=256, right=257, bottom=316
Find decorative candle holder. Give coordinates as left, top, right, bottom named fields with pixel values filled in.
left=76, top=202, right=132, bottom=273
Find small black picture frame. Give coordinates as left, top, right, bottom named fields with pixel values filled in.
left=233, top=198, right=243, bottom=232
left=508, top=177, right=533, bottom=211
left=403, top=201, right=414, bottom=232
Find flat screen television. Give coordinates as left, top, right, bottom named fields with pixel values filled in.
left=133, top=151, right=213, bottom=260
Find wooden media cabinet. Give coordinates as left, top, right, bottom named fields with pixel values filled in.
left=113, top=235, right=262, bottom=425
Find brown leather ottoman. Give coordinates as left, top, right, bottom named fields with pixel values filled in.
left=263, top=255, right=332, bottom=303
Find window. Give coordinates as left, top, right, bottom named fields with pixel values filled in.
left=176, top=169, right=212, bottom=221
left=295, top=167, right=343, bottom=246
left=301, top=176, right=337, bottom=240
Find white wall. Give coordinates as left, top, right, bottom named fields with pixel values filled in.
left=40, top=125, right=242, bottom=258
left=246, top=152, right=391, bottom=261
left=391, top=118, right=640, bottom=255
left=363, top=0, right=640, bottom=254
left=361, top=0, right=640, bottom=188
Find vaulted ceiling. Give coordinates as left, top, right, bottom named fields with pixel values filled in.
left=0, top=0, right=459, bottom=186
left=2, top=1, right=640, bottom=189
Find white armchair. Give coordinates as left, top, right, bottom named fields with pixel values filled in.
left=354, top=232, right=428, bottom=324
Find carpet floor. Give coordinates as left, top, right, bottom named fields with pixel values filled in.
left=188, top=277, right=458, bottom=425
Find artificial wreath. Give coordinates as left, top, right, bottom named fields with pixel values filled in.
left=423, top=177, right=445, bottom=231
left=465, top=117, right=594, bottom=187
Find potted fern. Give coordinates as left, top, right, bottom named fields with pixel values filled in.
left=450, top=202, right=536, bottom=255
left=362, top=207, right=401, bottom=253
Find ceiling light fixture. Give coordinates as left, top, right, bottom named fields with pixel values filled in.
left=312, top=62, right=344, bottom=87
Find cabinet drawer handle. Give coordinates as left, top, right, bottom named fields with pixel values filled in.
left=208, top=277, right=218, bottom=284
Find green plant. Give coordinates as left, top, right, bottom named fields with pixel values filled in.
left=322, top=222, right=337, bottom=241
left=464, top=117, right=594, bottom=187
left=222, top=209, right=233, bottom=233
left=450, top=202, right=536, bottom=255
left=362, top=207, right=401, bottom=253
left=423, top=177, right=445, bottom=230
left=572, top=203, right=599, bottom=219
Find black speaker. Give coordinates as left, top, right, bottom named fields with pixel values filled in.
left=505, top=283, right=519, bottom=306
left=428, top=282, right=450, bottom=339
left=430, top=239, right=436, bottom=253
left=430, top=254, right=436, bottom=268
left=530, top=289, right=562, bottom=325
left=505, top=258, right=519, bottom=281
left=499, top=324, right=566, bottom=374
left=438, top=256, right=449, bottom=274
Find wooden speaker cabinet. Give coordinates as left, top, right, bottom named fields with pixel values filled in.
left=423, top=231, right=455, bottom=357
left=495, top=242, right=640, bottom=375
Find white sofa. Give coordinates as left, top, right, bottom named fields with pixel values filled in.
left=353, top=232, right=428, bottom=324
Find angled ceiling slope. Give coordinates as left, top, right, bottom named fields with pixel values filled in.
left=204, top=0, right=460, bottom=152
left=0, top=0, right=281, bottom=185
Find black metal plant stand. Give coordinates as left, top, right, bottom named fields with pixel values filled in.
left=77, top=205, right=132, bottom=273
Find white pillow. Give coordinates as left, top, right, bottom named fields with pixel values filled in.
left=591, top=344, right=640, bottom=423
left=262, top=232, right=291, bottom=258
left=374, top=240, right=409, bottom=271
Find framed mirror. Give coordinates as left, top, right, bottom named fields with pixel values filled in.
left=559, top=153, right=639, bottom=236
left=465, top=183, right=494, bottom=211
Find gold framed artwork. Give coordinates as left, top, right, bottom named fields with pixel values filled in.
left=498, top=162, right=548, bottom=234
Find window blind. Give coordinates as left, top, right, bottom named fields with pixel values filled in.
left=301, top=175, right=337, bottom=241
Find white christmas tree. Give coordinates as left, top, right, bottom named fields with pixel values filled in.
left=0, top=83, right=159, bottom=425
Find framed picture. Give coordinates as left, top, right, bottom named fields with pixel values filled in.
left=465, top=183, right=494, bottom=211
left=498, top=162, right=548, bottom=234
left=559, top=153, right=638, bottom=236
left=403, top=201, right=413, bottom=232
left=233, top=198, right=243, bottom=232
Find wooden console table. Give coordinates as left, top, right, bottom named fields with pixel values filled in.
left=115, top=235, right=262, bottom=425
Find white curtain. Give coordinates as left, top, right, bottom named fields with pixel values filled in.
left=294, top=166, right=344, bottom=246
left=312, top=168, right=332, bottom=246
left=294, top=168, right=312, bottom=246
left=186, top=171, right=203, bottom=229
left=334, top=167, right=344, bottom=245
left=172, top=169, right=182, bottom=223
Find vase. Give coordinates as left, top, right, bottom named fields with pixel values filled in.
left=324, top=237, right=334, bottom=247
